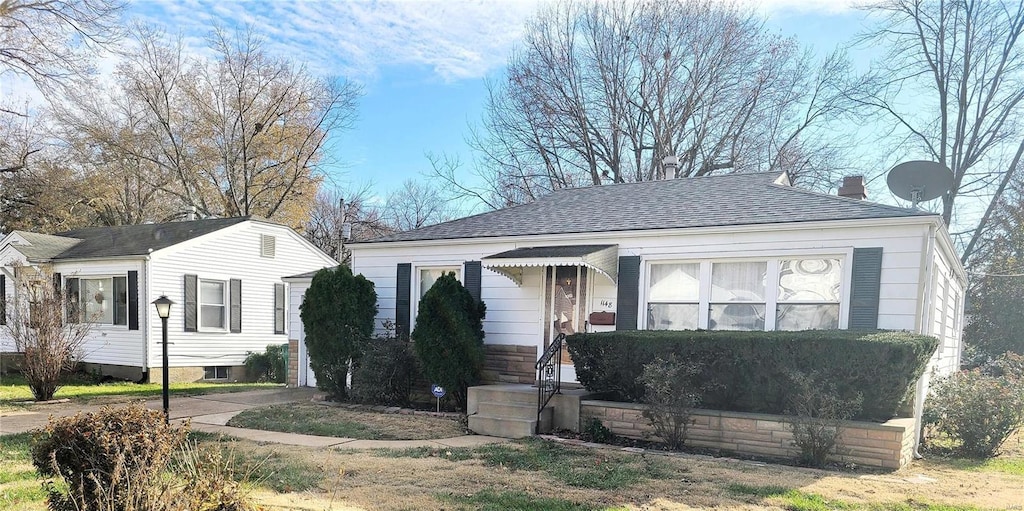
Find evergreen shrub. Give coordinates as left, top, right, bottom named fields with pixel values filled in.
left=412, top=272, right=486, bottom=411
left=566, top=329, right=937, bottom=420
left=300, top=266, right=378, bottom=400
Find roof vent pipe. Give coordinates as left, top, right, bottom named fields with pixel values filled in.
left=838, top=175, right=867, bottom=200
left=186, top=205, right=197, bottom=221
left=662, top=155, right=679, bottom=179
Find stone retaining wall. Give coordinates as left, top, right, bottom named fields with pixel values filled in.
left=581, top=400, right=916, bottom=469
left=481, top=344, right=537, bottom=384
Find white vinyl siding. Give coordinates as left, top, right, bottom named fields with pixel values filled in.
left=146, top=222, right=336, bottom=369
left=27, top=260, right=146, bottom=368
left=347, top=219, right=959, bottom=384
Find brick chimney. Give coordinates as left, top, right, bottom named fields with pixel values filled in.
left=838, top=175, right=867, bottom=200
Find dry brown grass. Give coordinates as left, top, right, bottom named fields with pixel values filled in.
left=226, top=403, right=467, bottom=440
left=230, top=431, right=1024, bottom=511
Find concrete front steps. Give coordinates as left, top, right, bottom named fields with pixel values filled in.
left=467, top=384, right=551, bottom=438
left=468, top=384, right=600, bottom=439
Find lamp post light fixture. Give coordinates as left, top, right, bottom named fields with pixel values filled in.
left=152, top=295, right=174, bottom=423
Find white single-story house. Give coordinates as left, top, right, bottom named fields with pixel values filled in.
left=285, top=171, right=965, bottom=463
left=331, top=172, right=964, bottom=384
left=0, top=217, right=338, bottom=382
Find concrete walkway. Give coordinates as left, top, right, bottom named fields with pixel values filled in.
left=1, top=388, right=507, bottom=450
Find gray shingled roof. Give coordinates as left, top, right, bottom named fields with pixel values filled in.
left=7, top=217, right=250, bottom=261
left=10, top=232, right=83, bottom=261
left=365, top=172, right=933, bottom=243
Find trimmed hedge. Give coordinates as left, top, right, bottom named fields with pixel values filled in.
left=566, top=330, right=938, bottom=421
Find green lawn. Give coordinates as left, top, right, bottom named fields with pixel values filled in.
left=0, top=373, right=277, bottom=404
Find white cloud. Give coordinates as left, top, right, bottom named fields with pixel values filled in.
left=132, top=0, right=544, bottom=82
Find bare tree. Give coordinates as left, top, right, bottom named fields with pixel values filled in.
left=0, top=0, right=124, bottom=177
left=859, top=0, right=1024, bottom=264
left=0, top=0, right=124, bottom=98
left=3, top=265, right=92, bottom=401
left=450, top=0, right=863, bottom=207
left=304, top=188, right=392, bottom=264
left=51, top=26, right=362, bottom=228
left=383, top=179, right=457, bottom=231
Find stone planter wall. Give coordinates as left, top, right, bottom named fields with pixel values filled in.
left=581, top=400, right=916, bottom=469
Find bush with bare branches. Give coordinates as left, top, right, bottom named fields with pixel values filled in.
left=2, top=265, right=92, bottom=401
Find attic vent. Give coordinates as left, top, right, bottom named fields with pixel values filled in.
left=260, top=234, right=276, bottom=258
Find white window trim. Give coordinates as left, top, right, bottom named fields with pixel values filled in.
left=198, top=278, right=228, bottom=332
left=74, top=274, right=130, bottom=328
left=642, top=252, right=851, bottom=331
left=274, top=283, right=287, bottom=335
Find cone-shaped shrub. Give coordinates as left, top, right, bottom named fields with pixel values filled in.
left=412, top=272, right=486, bottom=410
left=300, top=266, right=377, bottom=400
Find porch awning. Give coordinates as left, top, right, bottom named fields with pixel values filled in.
left=481, top=244, right=619, bottom=285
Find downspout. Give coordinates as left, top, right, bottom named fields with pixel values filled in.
left=912, top=222, right=938, bottom=458
left=141, top=255, right=151, bottom=381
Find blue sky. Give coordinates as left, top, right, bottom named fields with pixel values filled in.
left=125, top=0, right=869, bottom=198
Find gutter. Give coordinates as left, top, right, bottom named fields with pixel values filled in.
left=912, top=222, right=938, bottom=458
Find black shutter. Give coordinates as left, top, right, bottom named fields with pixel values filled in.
left=464, top=261, right=482, bottom=303
left=274, top=283, right=285, bottom=334
left=615, top=256, right=641, bottom=330
left=849, top=247, right=883, bottom=330
left=184, top=274, right=197, bottom=332
left=229, top=278, right=242, bottom=333
left=396, top=263, right=411, bottom=339
left=127, top=271, right=139, bottom=330
left=0, top=274, right=6, bottom=326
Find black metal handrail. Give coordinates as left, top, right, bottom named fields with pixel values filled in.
left=535, top=333, right=565, bottom=432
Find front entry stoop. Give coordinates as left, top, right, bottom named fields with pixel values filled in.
left=467, top=384, right=552, bottom=438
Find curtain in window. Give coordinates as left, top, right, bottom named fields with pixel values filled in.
left=710, top=262, right=766, bottom=331
left=777, top=258, right=841, bottom=330
left=647, top=263, right=699, bottom=330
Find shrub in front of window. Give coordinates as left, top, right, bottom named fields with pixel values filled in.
left=350, top=333, right=419, bottom=406
left=923, top=363, right=1024, bottom=458
left=637, top=356, right=709, bottom=450
left=243, top=344, right=287, bottom=383
left=412, top=272, right=486, bottom=411
left=566, top=330, right=936, bottom=421
left=31, top=403, right=189, bottom=511
left=783, top=371, right=862, bottom=467
left=300, top=266, right=377, bottom=400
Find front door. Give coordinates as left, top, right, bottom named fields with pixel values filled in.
left=544, top=265, right=587, bottom=382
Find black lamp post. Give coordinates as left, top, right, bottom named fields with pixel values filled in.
left=152, top=295, right=174, bottom=423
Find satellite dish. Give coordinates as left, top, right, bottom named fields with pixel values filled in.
left=886, top=160, right=953, bottom=208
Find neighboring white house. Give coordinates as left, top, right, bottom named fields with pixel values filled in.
left=325, top=172, right=965, bottom=388
left=0, top=217, right=338, bottom=382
